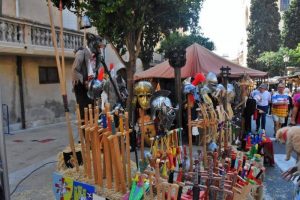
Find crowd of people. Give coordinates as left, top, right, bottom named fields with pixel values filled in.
left=249, top=83, right=300, bottom=136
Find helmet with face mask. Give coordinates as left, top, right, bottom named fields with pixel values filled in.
left=150, top=90, right=176, bottom=131
left=206, top=72, right=218, bottom=86
left=87, top=79, right=104, bottom=99
left=134, top=81, right=153, bottom=110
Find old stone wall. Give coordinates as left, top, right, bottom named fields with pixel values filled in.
left=0, top=55, right=76, bottom=130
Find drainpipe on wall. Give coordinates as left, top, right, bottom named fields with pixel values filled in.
left=16, top=56, right=25, bottom=129
left=0, top=0, right=2, bottom=16
left=16, top=0, right=19, bottom=17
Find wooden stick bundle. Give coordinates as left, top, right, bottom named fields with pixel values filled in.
left=84, top=107, right=92, bottom=179
left=47, top=0, right=78, bottom=170
left=76, top=105, right=87, bottom=175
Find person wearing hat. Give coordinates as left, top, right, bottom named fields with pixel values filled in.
left=272, top=83, right=289, bottom=133
left=254, top=83, right=271, bottom=132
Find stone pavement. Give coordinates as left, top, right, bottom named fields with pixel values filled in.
left=3, top=116, right=298, bottom=200
left=6, top=122, right=78, bottom=200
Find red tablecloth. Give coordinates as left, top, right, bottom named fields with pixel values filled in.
left=261, top=137, right=275, bottom=165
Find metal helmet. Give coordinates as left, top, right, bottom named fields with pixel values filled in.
left=206, top=72, right=218, bottom=85
left=227, top=83, right=235, bottom=103
left=150, top=90, right=176, bottom=131
left=134, top=81, right=153, bottom=110
left=87, top=79, right=104, bottom=99
left=213, top=84, right=226, bottom=98
left=200, top=85, right=212, bottom=95
left=183, top=83, right=196, bottom=96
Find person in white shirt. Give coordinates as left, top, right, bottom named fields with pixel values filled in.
left=255, top=83, right=271, bottom=132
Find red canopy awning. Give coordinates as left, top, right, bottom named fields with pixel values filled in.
left=134, top=43, right=267, bottom=80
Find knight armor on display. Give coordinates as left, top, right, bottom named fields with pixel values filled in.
left=150, top=90, right=177, bottom=131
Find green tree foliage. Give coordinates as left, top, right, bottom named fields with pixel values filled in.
left=158, top=32, right=215, bottom=57
left=257, top=44, right=300, bottom=76
left=282, top=0, right=300, bottom=49
left=247, top=0, right=281, bottom=70
left=79, top=0, right=203, bottom=120
left=289, top=43, right=300, bottom=65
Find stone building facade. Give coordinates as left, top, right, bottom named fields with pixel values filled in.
left=0, top=0, right=123, bottom=130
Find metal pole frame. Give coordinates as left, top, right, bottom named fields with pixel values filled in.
left=0, top=88, right=10, bottom=200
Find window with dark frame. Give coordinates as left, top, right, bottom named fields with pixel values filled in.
left=39, top=66, right=59, bottom=84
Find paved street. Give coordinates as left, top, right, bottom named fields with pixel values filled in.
left=6, top=122, right=78, bottom=200
left=4, top=115, right=298, bottom=200
left=257, top=115, right=297, bottom=200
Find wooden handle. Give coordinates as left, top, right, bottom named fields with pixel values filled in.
left=103, top=132, right=112, bottom=189
left=187, top=96, right=193, bottom=172
left=84, top=108, right=92, bottom=179
left=125, top=112, right=129, bottom=131
left=120, top=132, right=127, bottom=184
left=76, top=105, right=87, bottom=176
left=47, top=0, right=78, bottom=171
left=140, top=109, right=145, bottom=160
left=125, top=131, right=131, bottom=187
left=112, top=135, right=127, bottom=193
left=108, top=135, right=120, bottom=192
left=119, top=114, right=124, bottom=132
left=93, top=106, right=103, bottom=186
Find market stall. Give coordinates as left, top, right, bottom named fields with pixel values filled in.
left=47, top=2, right=269, bottom=199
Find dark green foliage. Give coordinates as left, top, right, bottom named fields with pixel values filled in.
left=257, top=44, right=300, bottom=76
left=49, top=0, right=204, bottom=121
left=282, top=0, right=300, bottom=49
left=82, top=0, right=203, bottom=64
left=79, top=0, right=203, bottom=120
left=247, top=0, right=281, bottom=70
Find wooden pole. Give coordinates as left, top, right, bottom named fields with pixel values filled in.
left=119, top=114, right=127, bottom=183
left=58, top=0, right=66, bottom=91
left=187, top=95, right=193, bottom=172
left=97, top=133, right=103, bottom=187
left=47, top=0, right=78, bottom=170
left=140, top=109, right=145, bottom=160
left=76, top=104, right=87, bottom=176
left=125, top=112, right=132, bottom=187
left=103, top=132, right=112, bottom=189
left=112, top=135, right=127, bottom=193
left=108, top=135, right=120, bottom=191
left=94, top=106, right=103, bottom=187
left=201, top=104, right=208, bottom=167
left=89, top=105, right=98, bottom=184
left=84, top=107, right=92, bottom=179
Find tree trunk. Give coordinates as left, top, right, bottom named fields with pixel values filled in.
left=126, top=49, right=137, bottom=127
left=126, top=30, right=142, bottom=126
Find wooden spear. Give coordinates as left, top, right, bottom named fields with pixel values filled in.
left=187, top=95, right=193, bottom=172
left=47, top=0, right=78, bottom=170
